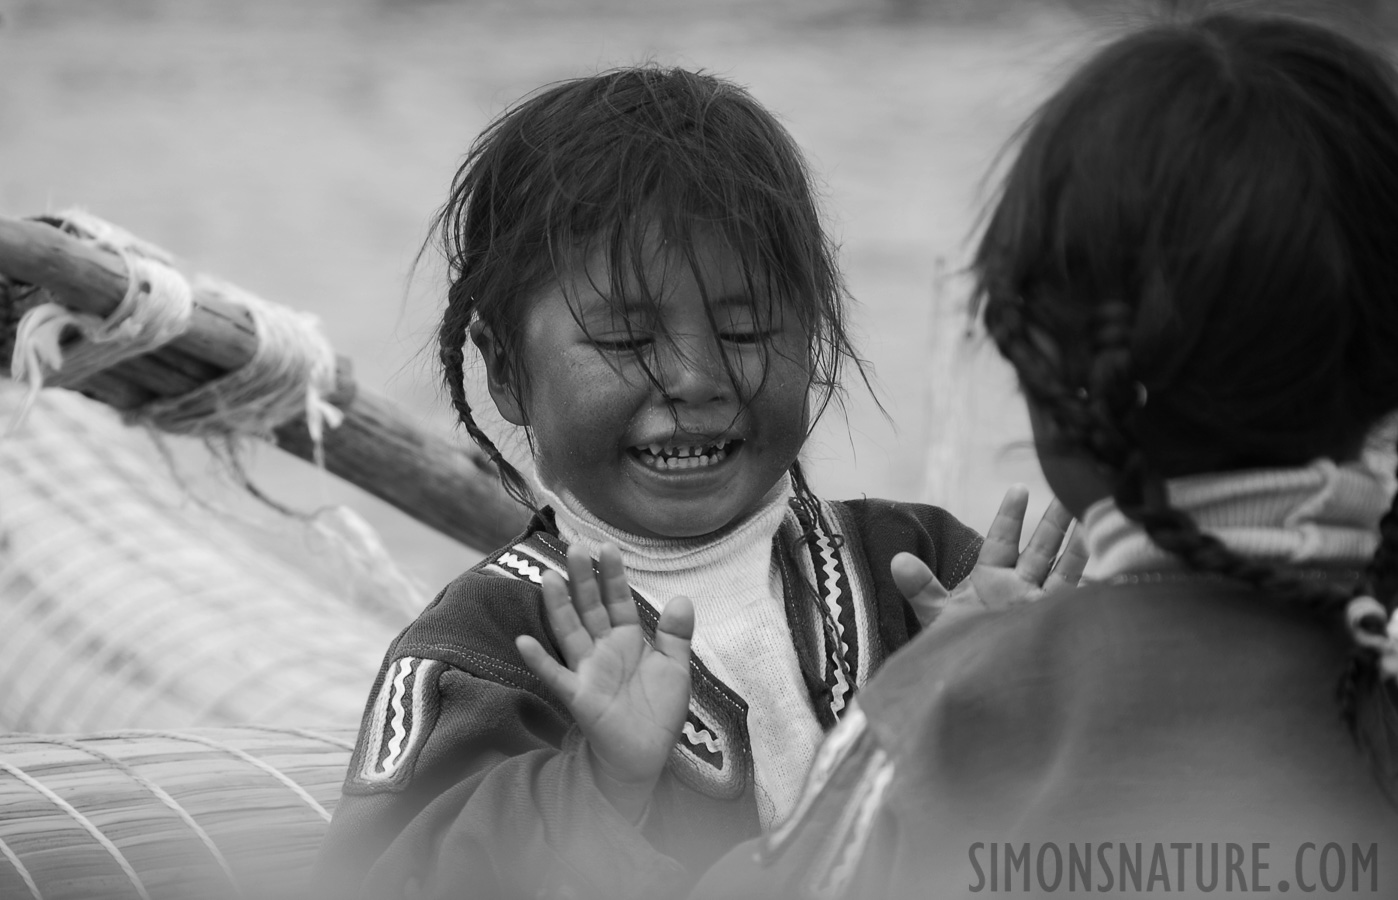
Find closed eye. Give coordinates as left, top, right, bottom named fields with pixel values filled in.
left=720, top=331, right=770, bottom=346
left=591, top=337, right=654, bottom=353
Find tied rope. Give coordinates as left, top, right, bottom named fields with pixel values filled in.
left=5, top=208, right=342, bottom=465
left=8, top=248, right=193, bottom=434
left=134, top=274, right=344, bottom=466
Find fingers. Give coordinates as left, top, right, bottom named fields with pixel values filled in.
left=540, top=570, right=594, bottom=669
left=654, top=594, right=694, bottom=665
left=596, top=543, right=640, bottom=627
left=537, top=544, right=644, bottom=671
left=1013, top=498, right=1074, bottom=585
left=979, top=484, right=1030, bottom=569
left=516, top=634, right=578, bottom=701
left=891, top=551, right=952, bottom=627
left=890, top=552, right=945, bottom=602
left=1043, top=520, right=1089, bottom=594
left=566, top=544, right=612, bottom=639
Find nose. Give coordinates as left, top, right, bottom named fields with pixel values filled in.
left=655, top=334, right=734, bottom=405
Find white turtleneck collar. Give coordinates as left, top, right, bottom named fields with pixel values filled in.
left=1083, top=458, right=1389, bottom=580
left=532, top=474, right=796, bottom=588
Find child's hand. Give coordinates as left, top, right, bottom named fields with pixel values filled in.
left=893, top=485, right=1088, bottom=630
left=515, top=543, right=694, bottom=824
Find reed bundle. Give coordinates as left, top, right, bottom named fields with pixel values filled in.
left=0, top=725, right=355, bottom=900
left=0, top=383, right=399, bottom=733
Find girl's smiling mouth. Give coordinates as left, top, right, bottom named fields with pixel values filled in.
left=629, top=439, right=741, bottom=471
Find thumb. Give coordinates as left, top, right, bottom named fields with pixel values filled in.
left=892, top=552, right=950, bottom=626
left=654, top=594, right=694, bottom=664
left=515, top=634, right=577, bottom=703
left=891, top=552, right=944, bottom=600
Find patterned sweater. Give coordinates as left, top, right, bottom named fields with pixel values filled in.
left=316, top=497, right=980, bottom=900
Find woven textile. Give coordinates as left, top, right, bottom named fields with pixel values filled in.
left=0, top=381, right=405, bottom=732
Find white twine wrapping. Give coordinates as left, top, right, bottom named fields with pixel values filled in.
left=8, top=249, right=193, bottom=434
left=5, top=209, right=343, bottom=463
left=130, top=274, right=344, bottom=466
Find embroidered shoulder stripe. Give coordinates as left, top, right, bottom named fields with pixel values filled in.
left=814, top=523, right=856, bottom=718
left=821, top=501, right=881, bottom=688
left=350, top=656, right=445, bottom=789
left=787, top=501, right=877, bottom=725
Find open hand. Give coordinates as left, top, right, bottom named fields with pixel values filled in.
left=515, top=543, right=693, bottom=822
left=893, top=485, right=1088, bottom=630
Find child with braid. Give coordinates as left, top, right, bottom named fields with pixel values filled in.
left=694, top=11, right=1398, bottom=899
left=317, top=66, right=1083, bottom=900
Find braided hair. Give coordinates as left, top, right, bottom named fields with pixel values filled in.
left=432, top=67, right=865, bottom=514
left=974, top=11, right=1398, bottom=735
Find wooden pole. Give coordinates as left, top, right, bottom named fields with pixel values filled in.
left=0, top=214, right=530, bottom=552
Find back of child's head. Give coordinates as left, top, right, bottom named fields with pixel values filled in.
left=433, top=66, right=855, bottom=509
left=973, top=10, right=1398, bottom=723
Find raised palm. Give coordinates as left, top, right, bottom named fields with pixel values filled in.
left=515, top=543, right=693, bottom=822
left=893, top=485, right=1089, bottom=630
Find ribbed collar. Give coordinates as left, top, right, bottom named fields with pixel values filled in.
left=532, top=474, right=795, bottom=577
left=1083, top=459, right=1388, bottom=580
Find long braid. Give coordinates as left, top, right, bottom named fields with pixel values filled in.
left=437, top=303, right=536, bottom=512
left=987, top=291, right=1357, bottom=657
left=1086, top=302, right=1349, bottom=614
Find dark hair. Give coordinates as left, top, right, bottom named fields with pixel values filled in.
left=975, top=12, right=1398, bottom=732
left=433, top=66, right=861, bottom=511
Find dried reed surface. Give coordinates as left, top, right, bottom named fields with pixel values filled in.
left=0, top=381, right=405, bottom=733
left=0, top=725, right=356, bottom=900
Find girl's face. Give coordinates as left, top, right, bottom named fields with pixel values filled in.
left=484, top=233, right=812, bottom=539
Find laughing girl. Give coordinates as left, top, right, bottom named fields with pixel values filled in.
left=319, top=67, right=1072, bottom=900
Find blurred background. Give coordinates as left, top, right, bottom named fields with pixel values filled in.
left=1, top=0, right=1391, bottom=590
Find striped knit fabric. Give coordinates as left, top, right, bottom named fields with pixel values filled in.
left=1082, top=458, right=1390, bottom=580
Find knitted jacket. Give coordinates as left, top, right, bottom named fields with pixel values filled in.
left=317, top=498, right=981, bottom=900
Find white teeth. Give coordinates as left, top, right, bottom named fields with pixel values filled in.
left=634, top=441, right=736, bottom=470
left=632, top=438, right=739, bottom=471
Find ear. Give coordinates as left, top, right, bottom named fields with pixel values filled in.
left=470, top=320, right=527, bottom=426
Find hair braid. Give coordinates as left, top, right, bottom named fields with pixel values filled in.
left=991, top=294, right=1351, bottom=613
left=437, top=303, right=536, bottom=512
left=990, top=288, right=1387, bottom=728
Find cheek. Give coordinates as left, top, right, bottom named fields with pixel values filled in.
left=753, top=358, right=814, bottom=442
left=743, top=338, right=813, bottom=396
left=1027, top=402, right=1111, bottom=518
left=527, top=357, right=641, bottom=452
